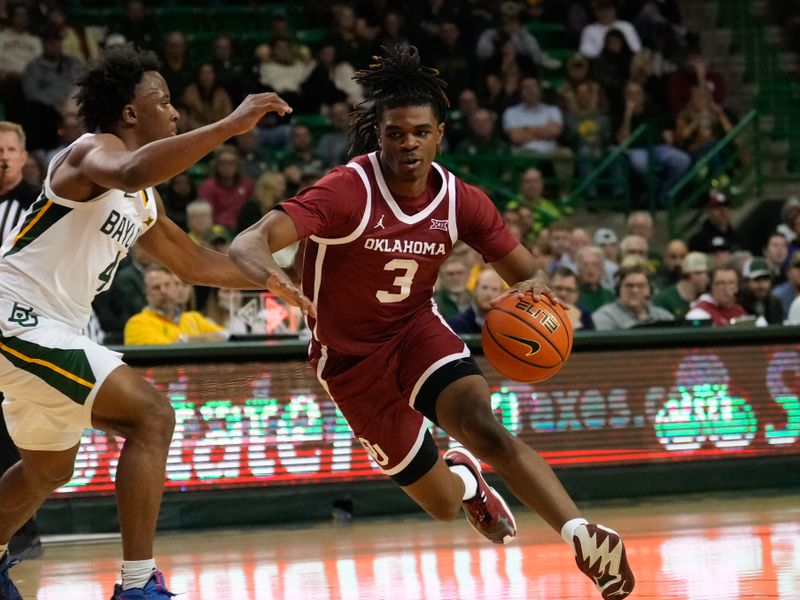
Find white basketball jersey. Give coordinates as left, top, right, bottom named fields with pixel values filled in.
left=0, top=134, right=158, bottom=330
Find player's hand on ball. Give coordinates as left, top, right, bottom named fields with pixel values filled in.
left=492, top=279, right=567, bottom=309
left=266, top=272, right=316, bottom=318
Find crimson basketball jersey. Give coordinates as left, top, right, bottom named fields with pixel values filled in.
left=280, top=152, right=517, bottom=355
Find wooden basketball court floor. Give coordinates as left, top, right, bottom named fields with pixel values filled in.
left=11, top=490, right=800, bottom=599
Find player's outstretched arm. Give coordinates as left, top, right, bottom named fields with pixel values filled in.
left=229, top=210, right=316, bottom=317
left=136, top=191, right=263, bottom=289
left=74, top=93, right=292, bottom=193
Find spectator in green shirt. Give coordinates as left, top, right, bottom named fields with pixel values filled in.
left=506, top=167, right=568, bottom=235
left=653, top=251, right=710, bottom=320
left=576, top=245, right=616, bottom=312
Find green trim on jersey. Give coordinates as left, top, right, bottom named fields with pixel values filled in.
left=5, top=195, right=73, bottom=258
left=0, top=333, right=95, bottom=404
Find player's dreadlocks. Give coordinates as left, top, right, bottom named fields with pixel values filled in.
left=75, top=44, right=160, bottom=133
left=348, top=45, right=449, bottom=156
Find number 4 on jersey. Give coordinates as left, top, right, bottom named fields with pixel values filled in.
left=96, top=251, right=122, bottom=292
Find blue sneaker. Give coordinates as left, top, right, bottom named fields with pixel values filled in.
left=110, top=571, right=175, bottom=599
left=0, top=552, right=22, bottom=600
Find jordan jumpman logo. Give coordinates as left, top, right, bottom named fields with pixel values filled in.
left=374, top=214, right=385, bottom=229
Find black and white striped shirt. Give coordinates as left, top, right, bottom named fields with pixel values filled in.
left=0, top=197, right=27, bottom=248
left=0, top=179, right=39, bottom=248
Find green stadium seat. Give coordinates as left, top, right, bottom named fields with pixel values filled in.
left=154, top=6, right=208, bottom=34
left=296, top=28, right=328, bottom=45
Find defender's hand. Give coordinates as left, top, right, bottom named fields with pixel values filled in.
left=224, top=93, right=293, bottom=136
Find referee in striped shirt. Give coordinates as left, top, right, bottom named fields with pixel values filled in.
left=0, top=121, right=43, bottom=559
left=0, top=122, right=37, bottom=246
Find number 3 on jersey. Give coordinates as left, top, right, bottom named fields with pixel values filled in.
left=376, top=258, right=418, bottom=303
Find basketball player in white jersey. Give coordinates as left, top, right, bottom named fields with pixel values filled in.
left=0, top=46, right=291, bottom=599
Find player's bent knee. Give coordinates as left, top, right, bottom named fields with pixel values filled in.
left=133, top=391, right=176, bottom=446
left=23, top=460, right=76, bottom=492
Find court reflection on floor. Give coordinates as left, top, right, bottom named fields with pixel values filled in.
left=21, top=515, right=800, bottom=600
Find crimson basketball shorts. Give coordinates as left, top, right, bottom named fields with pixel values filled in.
left=309, top=310, right=482, bottom=486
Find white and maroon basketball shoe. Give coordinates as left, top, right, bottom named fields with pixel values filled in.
left=572, top=523, right=635, bottom=599
left=443, top=446, right=516, bottom=545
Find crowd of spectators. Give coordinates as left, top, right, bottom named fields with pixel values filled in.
left=0, top=0, right=790, bottom=345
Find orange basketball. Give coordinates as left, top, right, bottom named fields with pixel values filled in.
left=482, top=294, right=573, bottom=382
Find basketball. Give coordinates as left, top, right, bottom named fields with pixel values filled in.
left=482, top=294, right=573, bottom=382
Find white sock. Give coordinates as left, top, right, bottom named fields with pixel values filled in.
left=561, top=517, right=589, bottom=547
left=121, top=558, right=156, bottom=591
left=450, top=464, right=479, bottom=500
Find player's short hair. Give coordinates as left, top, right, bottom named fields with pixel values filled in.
left=75, top=44, right=160, bottom=133
left=348, top=45, right=449, bottom=156
left=0, top=121, right=26, bottom=148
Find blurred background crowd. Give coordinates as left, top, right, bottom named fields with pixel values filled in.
left=1, top=0, right=800, bottom=346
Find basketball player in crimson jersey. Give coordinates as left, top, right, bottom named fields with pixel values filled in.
left=231, top=46, right=634, bottom=599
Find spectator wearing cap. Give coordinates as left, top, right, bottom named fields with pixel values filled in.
left=593, top=228, right=620, bottom=291
left=576, top=245, right=615, bottom=312
left=579, top=0, right=642, bottom=59
left=556, top=53, right=608, bottom=115
left=653, top=251, right=709, bottom=320
left=688, top=190, right=744, bottom=254
left=772, top=250, right=800, bottom=318
left=737, top=257, right=783, bottom=325
left=592, top=264, right=674, bottom=330
left=685, top=266, right=748, bottom=326
left=707, top=236, right=734, bottom=268
left=653, top=239, right=688, bottom=290
left=763, top=232, right=788, bottom=285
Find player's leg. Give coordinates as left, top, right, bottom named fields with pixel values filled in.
left=435, top=374, right=635, bottom=599
left=437, top=374, right=580, bottom=529
left=310, top=342, right=468, bottom=525
left=0, top=446, right=76, bottom=599
left=90, top=365, right=176, bottom=597
left=0, top=445, right=79, bottom=545
left=0, top=405, right=43, bottom=560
